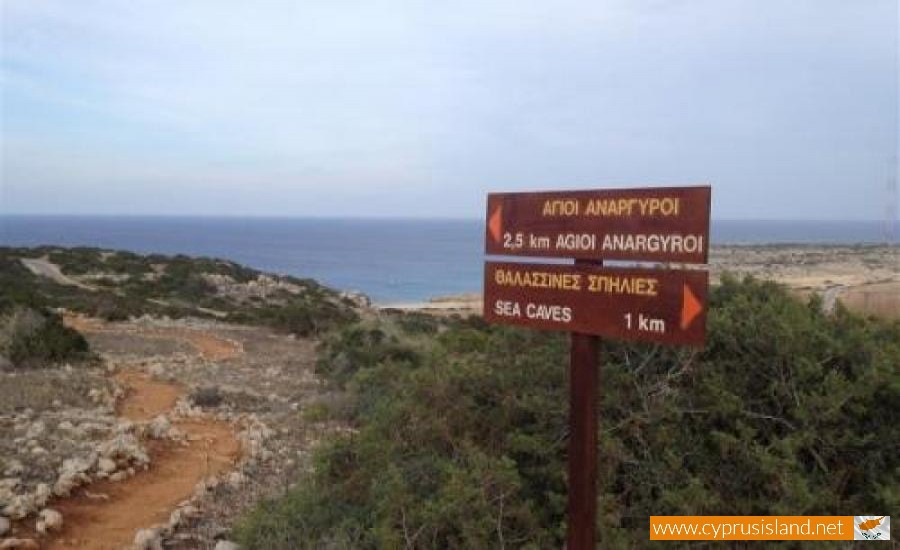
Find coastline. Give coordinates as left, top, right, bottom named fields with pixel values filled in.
left=376, top=293, right=483, bottom=315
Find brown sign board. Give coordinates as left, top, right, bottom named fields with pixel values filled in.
left=485, top=186, right=711, bottom=263
left=483, top=261, right=708, bottom=346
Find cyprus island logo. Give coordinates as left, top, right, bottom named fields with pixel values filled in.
left=854, top=516, right=890, bottom=541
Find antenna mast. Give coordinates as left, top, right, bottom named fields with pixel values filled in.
left=886, top=171, right=897, bottom=245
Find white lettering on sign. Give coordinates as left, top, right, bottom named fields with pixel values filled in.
left=541, top=197, right=683, bottom=218
left=494, top=300, right=572, bottom=323
left=601, top=233, right=703, bottom=255
left=624, top=312, right=666, bottom=333
left=494, top=300, right=521, bottom=317
left=555, top=233, right=597, bottom=251
left=526, top=303, right=572, bottom=322
left=542, top=199, right=580, bottom=216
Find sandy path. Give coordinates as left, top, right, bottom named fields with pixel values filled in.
left=36, top=371, right=240, bottom=549
left=64, top=315, right=243, bottom=362
left=150, top=329, right=241, bottom=362
left=114, top=371, right=182, bottom=422
left=63, top=316, right=107, bottom=333
left=821, top=285, right=846, bottom=314
left=20, top=258, right=97, bottom=291
left=44, top=420, right=237, bottom=549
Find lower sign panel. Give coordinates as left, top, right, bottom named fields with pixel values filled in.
left=484, top=262, right=708, bottom=346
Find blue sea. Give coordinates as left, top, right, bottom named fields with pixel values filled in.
left=0, top=216, right=889, bottom=303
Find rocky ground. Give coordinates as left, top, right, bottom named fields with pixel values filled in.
left=0, top=315, right=345, bottom=549
left=708, top=244, right=897, bottom=289
left=709, top=245, right=899, bottom=317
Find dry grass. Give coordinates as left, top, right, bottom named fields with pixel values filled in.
left=839, top=282, right=900, bottom=320
left=0, top=368, right=110, bottom=414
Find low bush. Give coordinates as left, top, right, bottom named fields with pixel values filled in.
left=0, top=247, right=360, bottom=332
left=236, top=276, right=900, bottom=549
left=393, top=311, right=441, bottom=335
left=190, top=386, right=224, bottom=408
left=240, top=300, right=359, bottom=338
left=316, top=324, right=422, bottom=389
left=301, top=401, right=331, bottom=423
left=0, top=307, right=92, bottom=369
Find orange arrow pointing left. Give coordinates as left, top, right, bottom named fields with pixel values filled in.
left=681, top=283, right=702, bottom=330
left=488, top=204, right=503, bottom=243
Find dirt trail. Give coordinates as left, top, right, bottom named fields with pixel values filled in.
left=64, top=315, right=243, bottom=362
left=45, top=418, right=237, bottom=549
left=20, top=258, right=97, bottom=291
left=151, top=329, right=241, bottom=362
left=34, top=323, right=242, bottom=549
left=821, top=285, right=846, bottom=314
left=63, top=316, right=106, bottom=333
left=114, top=371, right=181, bottom=422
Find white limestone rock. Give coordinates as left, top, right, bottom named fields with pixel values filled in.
left=35, top=508, right=63, bottom=534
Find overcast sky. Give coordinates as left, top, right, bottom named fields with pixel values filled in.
left=1, top=1, right=897, bottom=219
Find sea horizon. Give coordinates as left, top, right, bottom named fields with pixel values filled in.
left=1, top=215, right=893, bottom=302
left=0, top=212, right=889, bottom=222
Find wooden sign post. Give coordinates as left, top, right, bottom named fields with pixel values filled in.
left=568, top=259, right=600, bottom=549
left=482, top=186, right=711, bottom=549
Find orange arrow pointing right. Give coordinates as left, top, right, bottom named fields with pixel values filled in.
left=488, top=204, right=503, bottom=243
left=681, top=283, right=702, bottom=330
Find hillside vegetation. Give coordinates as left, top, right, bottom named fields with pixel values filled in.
left=0, top=247, right=364, bottom=548
left=236, top=276, right=899, bottom=548
left=0, top=246, right=358, bottom=339
left=2, top=247, right=896, bottom=547
left=0, top=250, right=95, bottom=369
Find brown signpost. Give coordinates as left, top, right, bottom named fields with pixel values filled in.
left=485, top=185, right=711, bottom=263
left=482, top=185, right=711, bottom=549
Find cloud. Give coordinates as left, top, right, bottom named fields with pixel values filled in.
left=1, top=0, right=896, bottom=218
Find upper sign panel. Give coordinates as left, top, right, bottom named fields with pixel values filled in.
left=485, top=186, right=711, bottom=263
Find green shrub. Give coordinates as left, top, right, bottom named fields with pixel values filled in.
left=0, top=307, right=92, bottom=369
left=0, top=255, right=43, bottom=313
left=190, top=386, right=224, bottom=408
left=394, top=311, right=441, bottom=335
left=237, top=277, right=899, bottom=549
left=317, top=325, right=422, bottom=388
left=0, top=246, right=360, bottom=332
left=47, top=247, right=105, bottom=275
left=301, top=401, right=331, bottom=423
left=237, top=299, right=358, bottom=337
